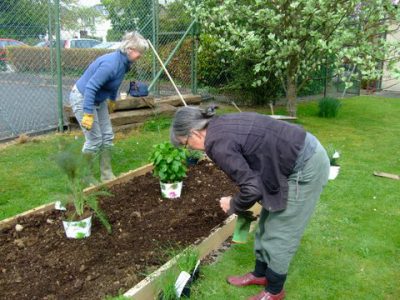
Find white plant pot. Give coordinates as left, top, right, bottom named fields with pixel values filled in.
left=329, top=166, right=340, bottom=180
left=62, top=215, right=92, bottom=239
left=160, top=181, right=183, bottom=199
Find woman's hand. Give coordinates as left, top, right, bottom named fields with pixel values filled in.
left=81, top=113, right=94, bottom=130
left=219, top=196, right=232, bottom=213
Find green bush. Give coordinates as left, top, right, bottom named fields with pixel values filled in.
left=197, top=34, right=284, bottom=105
left=197, top=34, right=230, bottom=87
left=6, top=46, right=110, bottom=74
left=318, top=97, right=341, bottom=118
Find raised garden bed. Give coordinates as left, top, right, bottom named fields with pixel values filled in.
left=0, top=161, right=240, bottom=299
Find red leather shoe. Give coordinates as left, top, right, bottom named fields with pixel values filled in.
left=226, top=273, right=267, bottom=287
left=247, top=290, right=286, bottom=300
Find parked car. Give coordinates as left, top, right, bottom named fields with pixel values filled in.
left=64, top=38, right=101, bottom=48
left=92, top=41, right=121, bottom=50
left=34, top=40, right=65, bottom=48
left=0, top=38, right=26, bottom=61
left=0, top=38, right=27, bottom=71
left=34, top=38, right=101, bottom=49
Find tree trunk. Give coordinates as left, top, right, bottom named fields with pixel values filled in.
left=286, top=76, right=297, bottom=117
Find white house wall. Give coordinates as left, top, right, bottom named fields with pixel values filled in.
left=60, top=0, right=111, bottom=41
left=382, top=24, right=400, bottom=92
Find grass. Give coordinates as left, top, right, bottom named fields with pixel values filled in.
left=190, top=96, right=400, bottom=299
left=1, top=96, right=399, bottom=299
left=0, top=122, right=171, bottom=220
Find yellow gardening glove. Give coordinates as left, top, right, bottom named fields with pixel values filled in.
left=81, top=113, right=94, bottom=130
left=107, top=100, right=116, bottom=113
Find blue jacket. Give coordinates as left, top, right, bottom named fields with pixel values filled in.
left=76, top=50, right=131, bottom=114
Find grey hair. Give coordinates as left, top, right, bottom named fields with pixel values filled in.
left=170, top=105, right=216, bottom=147
left=119, top=31, right=149, bottom=54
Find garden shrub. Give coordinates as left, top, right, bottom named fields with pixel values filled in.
left=197, top=34, right=230, bottom=87
left=6, top=46, right=110, bottom=74
left=318, top=97, right=342, bottom=118
left=197, top=34, right=284, bottom=106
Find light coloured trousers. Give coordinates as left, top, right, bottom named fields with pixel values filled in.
left=68, top=86, right=114, bottom=153
left=254, top=141, right=330, bottom=274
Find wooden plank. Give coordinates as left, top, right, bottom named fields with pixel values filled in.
left=123, top=203, right=262, bottom=300
left=0, top=203, right=57, bottom=230
left=268, top=115, right=297, bottom=121
left=113, top=122, right=144, bottom=134
left=0, top=164, right=153, bottom=230
left=373, top=171, right=400, bottom=180
left=1, top=158, right=263, bottom=300
left=156, top=94, right=202, bottom=107
left=110, top=103, right=176, bottom=126
left=84, top=164, right=153, bottom=194
left=115, top=96, right=155, bottom=111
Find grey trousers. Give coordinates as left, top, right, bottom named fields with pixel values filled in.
left=68, top=86, right=114, bottom=153
left=254, top=141, right=330, bottom=274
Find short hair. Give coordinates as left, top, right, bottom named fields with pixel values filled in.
left=119, top=31, right=149, bottom=54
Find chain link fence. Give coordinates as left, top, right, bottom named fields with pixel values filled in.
left=195, top=36, right=362, bottom=107
left=0, top=0, right=197, bottom=141
left=1, top=0, right=368, bottom=141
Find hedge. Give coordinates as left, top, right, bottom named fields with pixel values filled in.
left=6, top=46, right=110, bottom=74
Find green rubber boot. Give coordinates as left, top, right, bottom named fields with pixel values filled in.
left=232, top=211, right=257, bottom=243
left=83, top=152, right=100, bottom=186
left=100, top=147, right=116, bottom=182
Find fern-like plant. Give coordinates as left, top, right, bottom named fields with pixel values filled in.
left=157, top=247, right=200, bottom=300
left=55, top=149, right=112, bottom=233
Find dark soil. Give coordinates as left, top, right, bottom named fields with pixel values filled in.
left=0, top=161, right=238, bottom=300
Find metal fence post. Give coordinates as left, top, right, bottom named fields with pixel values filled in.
left=191, top=3, right=199, bottom=95
left=48, top=0, right=55, bottom=85
left=151, top=0, right=160, bottom=96
left=54, top=0, right=64, bottom=132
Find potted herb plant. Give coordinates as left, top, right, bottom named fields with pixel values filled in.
left=186, top=150, right=204, bottom=166
left=157, top=247, right=200, bottom=300
left=149, top=142, right=188, bottom=199
left=55, top=150, right=112, bottom=239
left=326, top=145, right=341, bottom=180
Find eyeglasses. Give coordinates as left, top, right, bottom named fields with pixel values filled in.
left=183, top=133, right=192, bottom=149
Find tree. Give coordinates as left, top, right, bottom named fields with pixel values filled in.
left=0, top=0, right=49, bottom=40
left=0, top=0, right=101, bottom=42
left=101, top=0, right=153, bottom=40
left=192, top=0, right=400, bottom=116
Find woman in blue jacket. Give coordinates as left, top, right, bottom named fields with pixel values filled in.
left=68, top=31, right=148, bottom=184
left=170, top=106, right=329, bottom=300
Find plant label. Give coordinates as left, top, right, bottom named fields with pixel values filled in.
left=174, top=271, right=191, bottom=298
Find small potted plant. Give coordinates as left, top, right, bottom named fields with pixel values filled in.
left=326, top=145, right=341, bottom=180
left=149, top=142, right=188, bottom=199
left=157, top=247, right=200, bottom=300
left=186, top=150, right=204, bottom=166
left=55, top=150, right=112, bottom=239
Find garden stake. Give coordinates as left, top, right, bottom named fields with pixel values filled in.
left=147, top=39, right=187, bottom=107
left=231, top=101, right=242, bottom=112
left=373, top=171, right=400, bottom=180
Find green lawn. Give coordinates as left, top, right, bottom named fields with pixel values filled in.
left=191, top=96, right=400, bottom=299
left=0, top=96, right=399, bottom=299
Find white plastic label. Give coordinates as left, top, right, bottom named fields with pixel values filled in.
left=175, top=271, right=191, bottom=298
left=55, top=201, right=66, bottom=211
